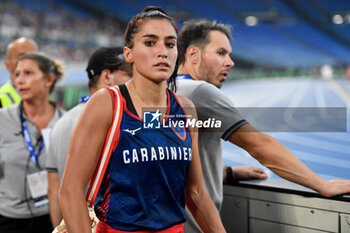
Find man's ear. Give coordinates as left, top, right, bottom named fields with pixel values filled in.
left=4, top=59, right=12, bottom=72
left=124, top=47, right=133, bottom=63
left=186, top=46, right=201, bottom=65
left=100, top=69, right=112, bottom=86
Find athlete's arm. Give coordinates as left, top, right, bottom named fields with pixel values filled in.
left=178, top=95, right=226, bottom=233
left=59, top=88, right=113, bottom=233
left=228, top=123, right=350, bottom=197
left=48, top=171, right=62, bottom=227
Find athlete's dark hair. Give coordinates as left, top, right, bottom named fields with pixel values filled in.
left=124, top=6, right=178, bottom=91
left=17, top=52, right=65, bottom=93
left=178, top=20, right=232, bottom=65
left=124, top=6, right=178, bottom=48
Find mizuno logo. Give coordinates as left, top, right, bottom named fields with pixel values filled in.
left=123, top=127, right=141, bottom=136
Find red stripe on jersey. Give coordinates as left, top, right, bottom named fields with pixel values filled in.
left=86, top=86, right=123, bottom=207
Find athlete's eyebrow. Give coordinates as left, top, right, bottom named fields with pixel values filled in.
left=142, top=34, right=177, bottom=40
left=142, top=34, right=158, bottom=39
left=166, top=35, right=177, bottom=40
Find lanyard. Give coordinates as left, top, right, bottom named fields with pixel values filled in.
left=80, top=95, right=91, bottom=103
left=176, top=74, right=194, bottom=80
left=19, top=104, right=44, bottom=167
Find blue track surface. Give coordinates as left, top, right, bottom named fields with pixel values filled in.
left=221, top=78, right=350, bottom=180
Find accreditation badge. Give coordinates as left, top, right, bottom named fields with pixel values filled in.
left=27, top=170, right=49, bottom=208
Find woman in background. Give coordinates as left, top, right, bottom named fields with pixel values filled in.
left=0, top=52, right=65, bottom=233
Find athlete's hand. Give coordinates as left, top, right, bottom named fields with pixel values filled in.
left=232, top=166, right=268, bottom=180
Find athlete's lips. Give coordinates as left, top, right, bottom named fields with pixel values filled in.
left=154, top=62, right=170, bottom=68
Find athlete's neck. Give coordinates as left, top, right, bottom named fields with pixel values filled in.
left=127, top=77, right=167, bottom=108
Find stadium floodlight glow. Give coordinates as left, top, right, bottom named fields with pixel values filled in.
left=332, top=14, right=343, bottom=24
left=245, top=16, right=258, bottom=26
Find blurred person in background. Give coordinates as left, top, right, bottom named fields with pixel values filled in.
left=176, top=20, right=350, bottom=233
left=0, top=37, right=38, bottom=108
left=46, top=47, right=131, bottom=227
left=0, top=52, right=65, bottom=233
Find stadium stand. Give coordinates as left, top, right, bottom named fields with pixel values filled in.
left=0, top=0, right=124, bottom=64
left=1, top=0, right=350, bottom=70
left=64, top=0, right=350, bottom=69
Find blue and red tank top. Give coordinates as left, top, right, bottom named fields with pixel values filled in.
left=94, top=84, right=192, bottom=231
